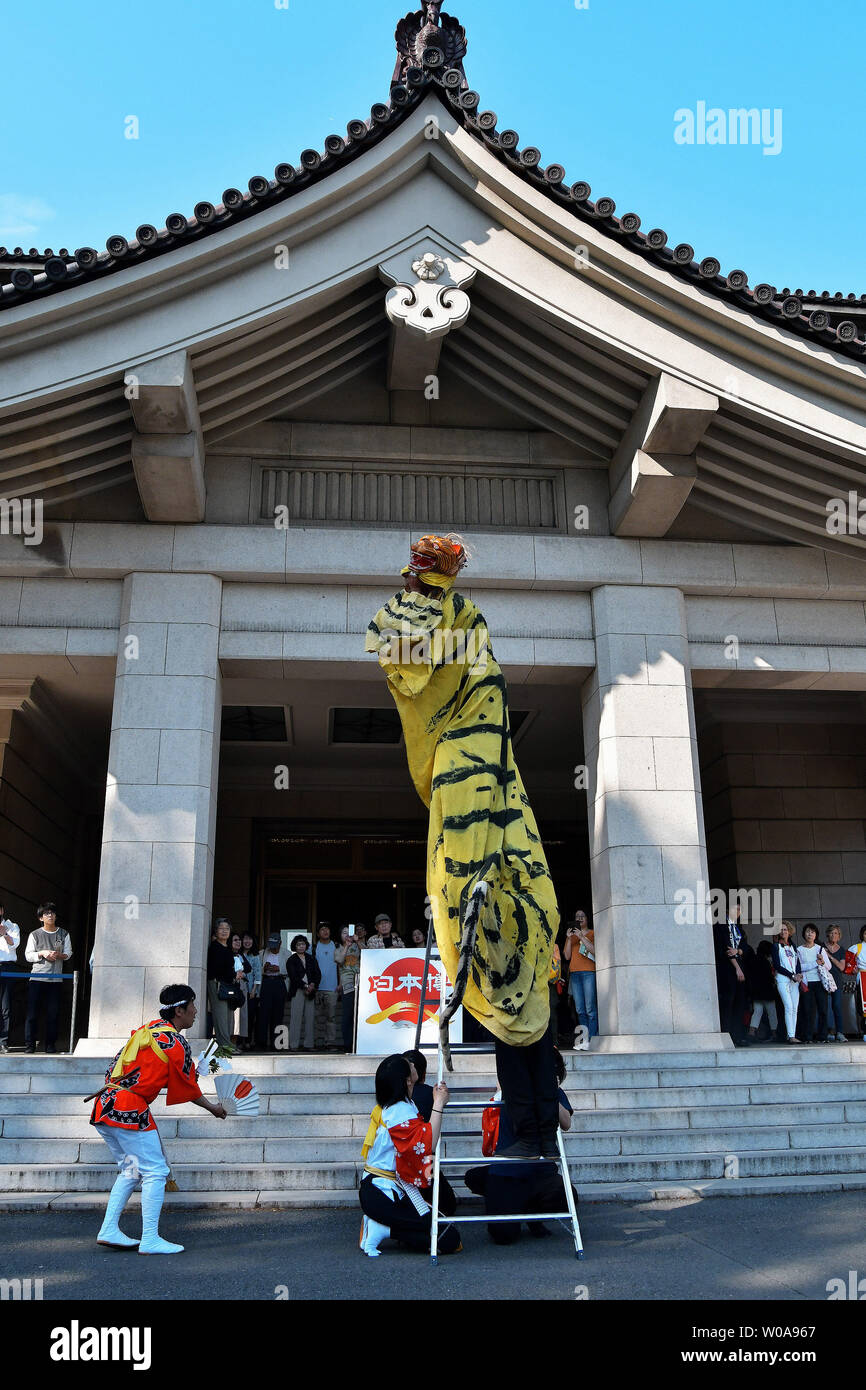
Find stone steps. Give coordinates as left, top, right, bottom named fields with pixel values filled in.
left=9, top=1171, right=866, bottom=1211
left=5, top=1042, right=864, bottom=1074
left=8, top=1142, right=866, bottom=1193
left=4, top=1099, right=866, bottom=1139
left=4, top=1044, right=866, bottom=1204
left=5, top=1122, right=866, bottom=1165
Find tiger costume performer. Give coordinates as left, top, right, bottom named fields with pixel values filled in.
left=366, top=534, right=561, bottom=1157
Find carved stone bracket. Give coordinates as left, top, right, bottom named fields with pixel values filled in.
left=608, top=373, right=719, bottom=537
left=127, top=349, right=206, bottom=523
left=380, top=240, right=475, bottom=391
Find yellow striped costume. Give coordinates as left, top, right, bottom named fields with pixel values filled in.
left=365, top=579, right=558, bottom=1047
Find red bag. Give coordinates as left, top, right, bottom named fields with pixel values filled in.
left=481, top=1101, right=500, bottom=1157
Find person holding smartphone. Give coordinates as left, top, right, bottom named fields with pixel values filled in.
left=335, top=925, right=362, bottom=1053
left=563, top=909, right=597, bottom=1040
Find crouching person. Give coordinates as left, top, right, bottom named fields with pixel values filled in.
left=465, top=1047, right=578, bottom=1244
left=358, top=1054, right=460, bottom=1258
left=87, top=984, right=226, bottom=1255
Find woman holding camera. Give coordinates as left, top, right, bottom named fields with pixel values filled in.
left=563, top=909, right=597, bottom=1040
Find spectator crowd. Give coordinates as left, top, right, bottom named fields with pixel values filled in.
left=3, top=890, right=866, bottom=1056
left=713, top=907, right=866, bottom=1046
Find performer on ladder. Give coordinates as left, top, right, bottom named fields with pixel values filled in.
left=87, top=984, right=226, bottom=1254
left=366, top=534, right=561, bottom=1159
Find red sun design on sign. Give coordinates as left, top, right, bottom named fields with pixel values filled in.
left=366, top=957, right=445, bottom=1026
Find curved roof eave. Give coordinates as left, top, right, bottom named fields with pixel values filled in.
left=2, top=62, right=865, bottom=367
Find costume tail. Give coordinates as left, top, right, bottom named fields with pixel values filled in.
left=439, top=880, right=487, bottom=1072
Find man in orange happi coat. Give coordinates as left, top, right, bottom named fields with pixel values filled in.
left=88, top=983, right=226, bottom=1255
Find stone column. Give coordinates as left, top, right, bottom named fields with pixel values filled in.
left=81, top=574, right=221, bottom=1050
left=581, top=585, right=727, bottom=1052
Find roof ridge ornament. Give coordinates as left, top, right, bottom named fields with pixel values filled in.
left=392, top=2, right=468, bottom=89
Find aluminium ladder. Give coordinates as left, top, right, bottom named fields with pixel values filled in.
left=414, top=934, right=584, bottom=1264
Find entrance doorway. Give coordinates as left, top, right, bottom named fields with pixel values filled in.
left=264, top=877, right=429, bottom=941
left=251, top=822, right=587, bottom=946
left=254, top=824, right=428, bottom=942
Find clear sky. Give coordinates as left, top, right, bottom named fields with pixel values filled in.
left=2, top=0, right=863, bottom=295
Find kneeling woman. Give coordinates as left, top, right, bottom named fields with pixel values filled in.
left=359, top=1054, right=460, bottom=1257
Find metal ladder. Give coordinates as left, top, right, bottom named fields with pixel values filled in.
left=416, top=934, right=584, bottom=1264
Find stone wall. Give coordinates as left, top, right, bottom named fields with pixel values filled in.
left=0, top=696, right=103, bottom=1043
left=0, top=701, right=96, bottom=941
left=701, top=720, right=866, bottom=949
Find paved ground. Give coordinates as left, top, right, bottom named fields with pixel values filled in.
left=1, top=1190, right=859, bottom=1301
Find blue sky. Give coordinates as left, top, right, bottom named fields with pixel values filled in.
left=2, top=0, right=863, bottom=295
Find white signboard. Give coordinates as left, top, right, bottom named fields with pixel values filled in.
left=355, top=948, right=462, bottom=1055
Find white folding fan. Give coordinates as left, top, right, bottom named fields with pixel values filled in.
left=214, top=1072, right=260, bottom=1116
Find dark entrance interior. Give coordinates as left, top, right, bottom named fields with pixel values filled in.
left=252, top=822, right=588, bottom=946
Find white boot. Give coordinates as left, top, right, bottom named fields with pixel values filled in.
left=138, top=1177, right=184, bottom=1255
left=97, top=1173, right=139, bottom=1249
left=361, top=1215, right=390, bottom=1258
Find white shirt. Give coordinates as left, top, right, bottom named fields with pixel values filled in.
left=779, top=944, right=797, bottom=975
left=797, top=945, right=824, bottom=983
left=0, top=919, right=20, bottom=963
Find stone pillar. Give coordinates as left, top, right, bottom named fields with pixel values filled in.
left=80, top=574, right=221, bottom=1050
left=581, top=585, right=727, bottom=1052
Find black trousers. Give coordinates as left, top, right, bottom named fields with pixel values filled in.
left=494, top=1030, right=558, bottom=1144
left=257, top=977, right=287, bottom=1049
left=798, top=981, right=829, bottom=1041
left=25, top=979, right=62, bottom=1050
left=716, top=968, right=747, bottom=1043
left=341, top=990, right=355, bottom=1052
left=246, top=994, right=260, bottom=1047
left=465, top=1162, right=579, bottom=1245
left=359, top=1175, right=460, bottom=1254
left=0, top=969, right=17, bottom=1041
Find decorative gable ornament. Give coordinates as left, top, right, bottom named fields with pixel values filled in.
left=392, top=2, right=468, bottom=89
left=386, top=278, right=471, bottom=339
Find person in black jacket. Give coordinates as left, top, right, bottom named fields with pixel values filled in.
left=287, top=936, right=321, bottom=1051
left=258, top=932, right=289, bottom=1052
left=403, top=1048, right=434, bottom=1121
left=713, top=900, right=754, bottom=1046
left=207, top=918, right=240, bottom=1048
left=745, top=940, right=779, bottom=1044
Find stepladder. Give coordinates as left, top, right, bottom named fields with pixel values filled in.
left=417, top=932, right=585, bottom=1264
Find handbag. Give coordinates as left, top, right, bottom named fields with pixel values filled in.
left=218, top=981, right=244, bottom=1009
left=817, top=949, right=837, bottom=994
left=481, top=1100, right=500, bottom=1157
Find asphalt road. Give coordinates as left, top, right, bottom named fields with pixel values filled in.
left=2, top=1191, right=860, bottom=1301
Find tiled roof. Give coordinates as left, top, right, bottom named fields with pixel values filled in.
left=3, top=39, right=865, bottom=361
